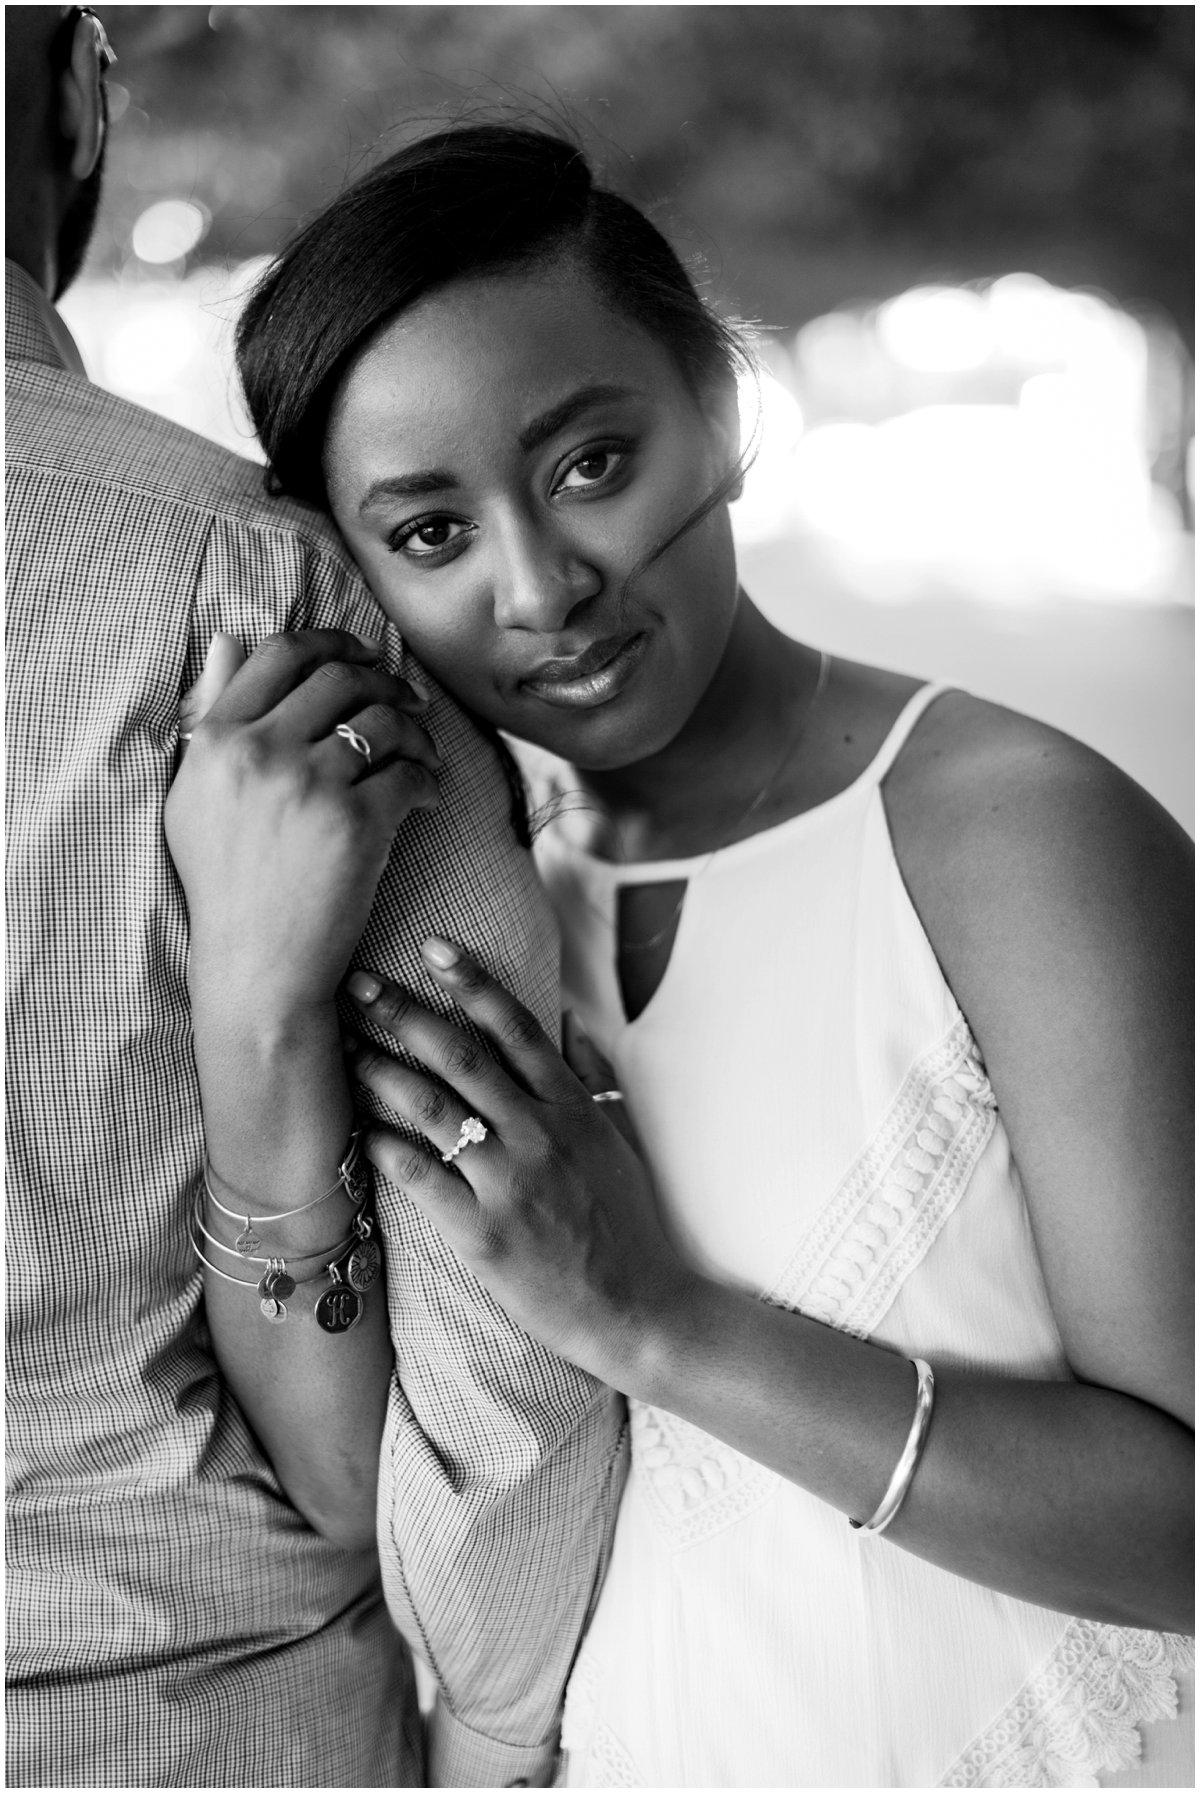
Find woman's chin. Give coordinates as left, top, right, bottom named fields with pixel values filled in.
left=512, top=695, right=687, bottom=773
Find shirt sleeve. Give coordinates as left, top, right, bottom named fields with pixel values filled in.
left=195, top=521, right=628, bottom=1786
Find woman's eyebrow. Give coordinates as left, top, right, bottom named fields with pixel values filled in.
left=359, top=468, right=459, bottom=514
left=358, top=384, right=638, bottom=516
left=517, top=383, right=639, bottom=454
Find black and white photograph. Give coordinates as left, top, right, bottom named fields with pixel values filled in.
left=6, top=5, right=1193, bottom=1788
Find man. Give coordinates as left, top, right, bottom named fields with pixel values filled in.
left=5, top=10, right=625, bottom=1786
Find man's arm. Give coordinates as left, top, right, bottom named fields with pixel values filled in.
left=197, top=525, right=627, bottom=1785
left=350, top=659, right=627, bottom=1786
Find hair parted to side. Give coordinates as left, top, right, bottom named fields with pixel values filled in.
left=236, top=121, right=755, bottom=513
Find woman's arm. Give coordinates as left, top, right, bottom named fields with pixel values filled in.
left=344, top=707, right=1192, bottom=1627
left=165, top=629, right=439, bottom=1549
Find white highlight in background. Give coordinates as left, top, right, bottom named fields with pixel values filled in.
left=877, top=286, right=993, bottom=374
left=131, top=200, right=210, bottom=265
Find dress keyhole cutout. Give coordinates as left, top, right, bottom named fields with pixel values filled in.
left=616, top=881, right=689, bottom=1022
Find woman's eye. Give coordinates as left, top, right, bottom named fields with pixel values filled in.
left=391, top=516, right=470, bottom=559
left=557, top=445, right=628, bottom=492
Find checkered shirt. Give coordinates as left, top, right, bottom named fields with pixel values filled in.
left=5, top=260, right=626, bottom=1790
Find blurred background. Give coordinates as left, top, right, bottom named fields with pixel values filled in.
left=64, top=5, right=1194, bottom=828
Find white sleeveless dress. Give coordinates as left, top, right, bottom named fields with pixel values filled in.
left=533, top=685, right=1193, bottom=1789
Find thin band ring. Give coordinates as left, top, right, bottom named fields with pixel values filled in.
left=441, top=1116, right=489, bottom=1164
left=335, top=722, right=372, bottom=766
left=592, top=1090, right=624, bottom=1104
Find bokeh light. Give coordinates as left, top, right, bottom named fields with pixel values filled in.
left=131, top=199, right=209, bottom=265
left=877, top=287, right=993, bottom=374
left=730, top=274, right=1191, bottom=608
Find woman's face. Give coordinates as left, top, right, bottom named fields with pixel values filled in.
left=324, top=260, right=741, bottom=770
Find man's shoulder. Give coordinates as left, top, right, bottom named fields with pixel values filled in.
left=5, top=359, right=356, bottom=575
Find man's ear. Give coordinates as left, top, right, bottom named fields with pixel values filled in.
left=59, top=12, right=106, bottom=182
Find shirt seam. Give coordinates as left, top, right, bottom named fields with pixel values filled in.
left=6, top=446, right=359, bottom=586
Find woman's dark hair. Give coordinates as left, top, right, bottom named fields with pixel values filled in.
left=236, top=122, right=751, bottom=511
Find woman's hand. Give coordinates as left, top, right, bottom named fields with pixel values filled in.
left=346, top=938, right=694, bottom=1383
left=165, top=629, right=440, bottom=1020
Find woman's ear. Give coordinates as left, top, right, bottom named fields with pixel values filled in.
left=59, top=12, right=107, bottom=183
left=699, top=372, right=745, bottom=503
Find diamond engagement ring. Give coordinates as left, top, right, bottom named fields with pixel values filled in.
left=442, top=1116, right=489, bottom=1163
left=335, top=722, right=372, bottom=765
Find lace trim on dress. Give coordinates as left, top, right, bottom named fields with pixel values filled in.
left=766, top=1016, right=997, bottom=1335
left=628, top=1401, right=779, bottom=1553
left=581, top=1721, right=643, bottom=1787
left=940, top=1621, right=1195, bottom=1787
left=562, top=1650, right=644, bottom=1786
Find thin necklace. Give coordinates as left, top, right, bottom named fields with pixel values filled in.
left=614, top=647, right=832, bottom=954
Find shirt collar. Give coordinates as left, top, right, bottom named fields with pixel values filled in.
left=5, top=258, right=88, bottom=378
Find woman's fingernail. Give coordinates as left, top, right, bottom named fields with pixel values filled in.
left=408, top=673, right=432, bottom=704
left=348, top=971, right=382, bottom=1004
left=421, top=937, right=459, bottom=970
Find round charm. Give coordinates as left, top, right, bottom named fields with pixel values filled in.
left=235, top=1225, right=260, bottom=1256
left=269, top=1270, right=296, bottom=1301
left=259, top=1296, right=286, bottom=1323
left=345, top=1240, right=381, bottom=1292
left=314, top=1284, right=363, bottom=1333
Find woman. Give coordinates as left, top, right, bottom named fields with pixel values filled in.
left=168, top=124, right=1193, bottom=1786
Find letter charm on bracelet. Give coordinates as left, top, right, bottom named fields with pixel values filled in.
left=315, top=1264, right=363, bottom=1334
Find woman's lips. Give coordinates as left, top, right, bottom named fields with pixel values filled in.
left=522, top=632, right=647, bottom=709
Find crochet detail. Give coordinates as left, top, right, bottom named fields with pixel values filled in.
left=582, top=1722, right=642, bottom=1787
left=562, top=1652, right=643, bottom=1786
left=767, top=1017, right=997, bottom=1335
left=630, top=1401, right=778, bottom=1553
left=940, top=1620, right=1194, bottom=1787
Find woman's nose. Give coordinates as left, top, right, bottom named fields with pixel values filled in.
left=491, top=518, right=603, bottom=632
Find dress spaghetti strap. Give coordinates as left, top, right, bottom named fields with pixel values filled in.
left=862, top=682, right=953, bottom=787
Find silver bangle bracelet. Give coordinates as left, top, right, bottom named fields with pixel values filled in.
left=850, top=1356, right=935, bottom=1536
left=204, top=1131, right=365, bottom=1228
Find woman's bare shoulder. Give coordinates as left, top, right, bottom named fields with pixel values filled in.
left=883, top=688, right=1191, bottom=891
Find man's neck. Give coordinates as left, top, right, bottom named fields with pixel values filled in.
left=5, top=183, right=56, bottom=296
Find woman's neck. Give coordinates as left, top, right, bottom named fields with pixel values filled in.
left=571, top=597, right=822, bottom=864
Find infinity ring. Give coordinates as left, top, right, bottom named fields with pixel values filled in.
left=441, top=1116, right=489, bottom=1164
left=592, top=1090, right=624, bottom=1104
left=335, top=723, right=372, bottom=766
